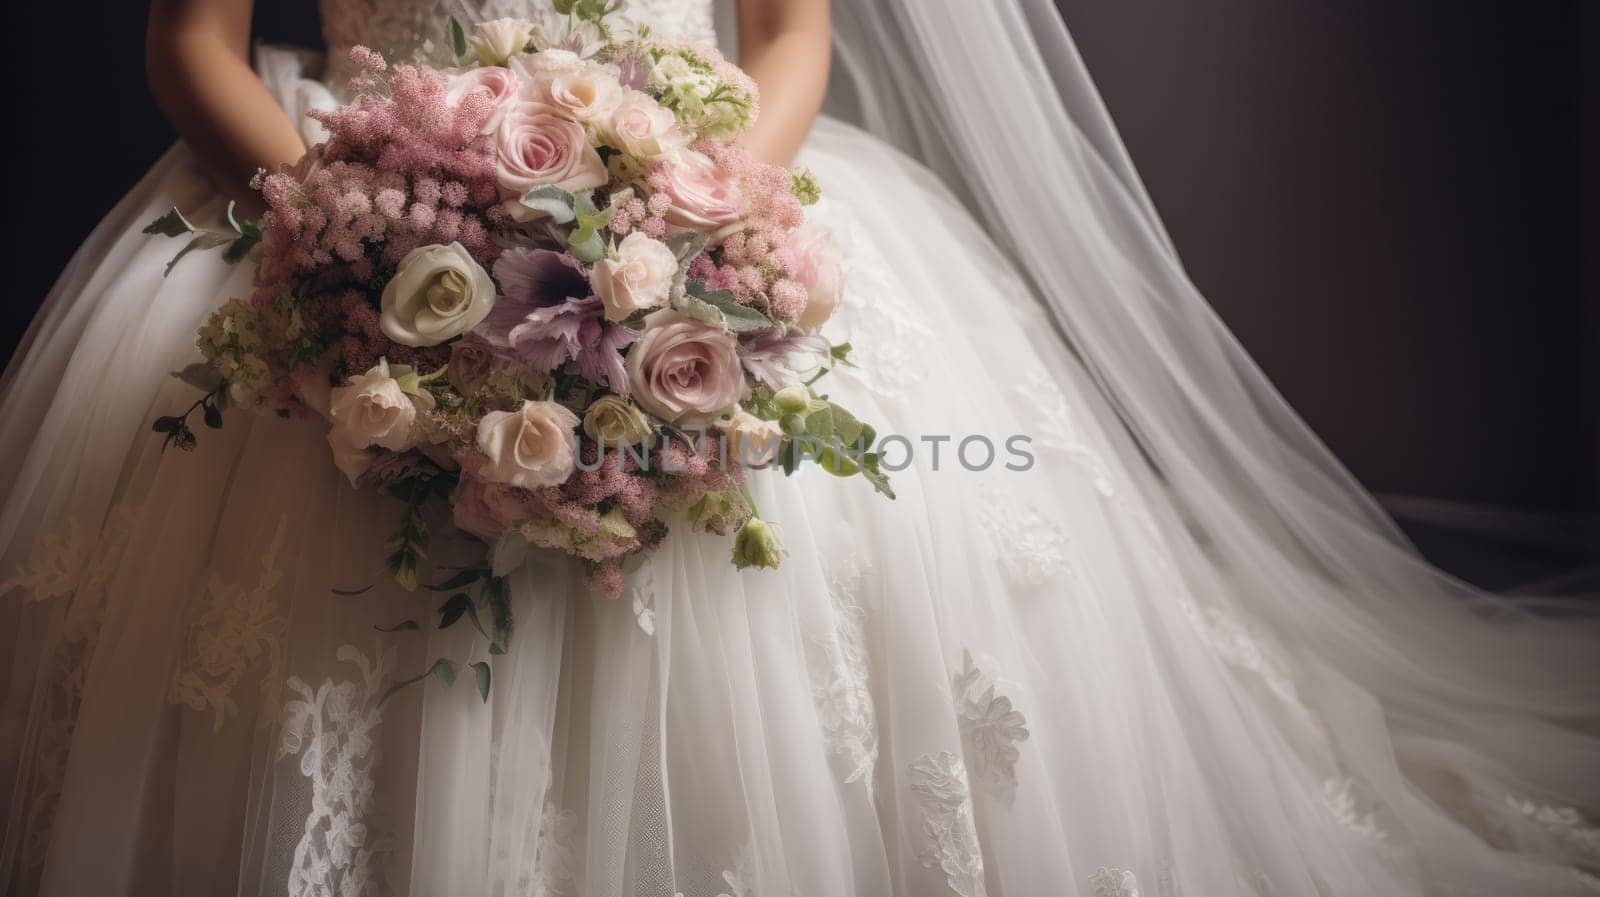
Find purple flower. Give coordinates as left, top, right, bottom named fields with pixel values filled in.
left=493, top=247, right=589, bottom=306
left=478, top=295, right=635, bottom=393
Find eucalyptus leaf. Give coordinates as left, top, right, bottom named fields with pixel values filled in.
left=430, top=658, right=458, bottom=688
left=375, top=619, right=422, bottom=633
left=568, top=231, right=607, bottom=264
left=471, top=661, right=491, bottom=702
left=521, top=185, right=577, bottom=224
left=682, top=284, right=773, bottom=333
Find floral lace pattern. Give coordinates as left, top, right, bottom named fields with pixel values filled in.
left=951, top=650, right=1028, bottom=804
left=3, top=504, right=137, bottom=877
left=1089, top=866, right=1142, bottom=897
left=168, top=520, right=290, bottom=730
left=824, top=205, right=937, bottom=402
left=534, top=801, right=580, bottom=897
left=280, top=643, right=397, bottom=897
left=1322, top=777, right=1391, bottom=844
left=1014, top=367, right=1116, bottom=497
left=1504, top=795, right=1600, bottom=859
left=806, top=551, right=879, bottom=798
left=318, top=0, right=717, bottom=86
left=907, top=751, right=987, bottom=897
left=1179, top=599, right=1302, bottom=711
left=976, top=484, right=1072, bottom=588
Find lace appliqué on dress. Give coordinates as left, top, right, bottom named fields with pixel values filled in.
left=907, top=751, right=987, bottom=897
left=1090, top=866, right=1142, bottom=897
left=806, top=551, right=879, bottom=798
left=951, top=650, right=1028, bottom=804
left=1322, top=777, right=1391, bottom=844
left=168, top=519, right=290, bottom=730
left=3, top=504, right=138, bottom=875
left=823, top=208, right=936, bottom=402
left=1504, top=795, right=1600, bottom=859
left=533, top=802, right=580, bottom=897
left=279, top=643, right=397, bottom=897
left=1015, top=367, right=1116, bottom=497
left=976, top=484, right=1072, bottom=588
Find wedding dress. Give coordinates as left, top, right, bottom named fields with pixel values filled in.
left=2, top=0, right=1597, bottom=895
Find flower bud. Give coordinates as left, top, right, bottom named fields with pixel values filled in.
left=773, top=386, right=810, bottom=414
left=731, top=517, right=784, bottom=570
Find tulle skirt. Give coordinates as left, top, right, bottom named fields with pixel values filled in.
left=2, top=91, right=1598, bottom=897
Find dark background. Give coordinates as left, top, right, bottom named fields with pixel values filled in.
left=8, top=1, right=1597, bottom=583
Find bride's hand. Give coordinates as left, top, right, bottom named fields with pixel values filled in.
left=736, top=0, right=830, bottom=167
left=146, top=0, right=307, bottom=215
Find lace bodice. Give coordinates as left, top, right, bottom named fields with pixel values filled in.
left=318, top=0, right=717, bottom=71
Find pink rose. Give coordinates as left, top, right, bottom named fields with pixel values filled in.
left=495, top=101, right=608, bottom=200
left=475, top=399, right=581, bottom=489
left=449, top=66, right=521, bottom=134
left=782, top=225, right=844, bottom=328
left=452, top=475, right=533, bottom=542
left=626, top=310, right=745, bottom=424
left=608, top=92, right=687, bottom=161
left=654, top=151, right=740, bottom=232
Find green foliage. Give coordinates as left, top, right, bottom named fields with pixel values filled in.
left=143, top=202, right=262, bottom=277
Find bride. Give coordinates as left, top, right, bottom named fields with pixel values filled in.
left=2, top=0, right=1596, bottom=895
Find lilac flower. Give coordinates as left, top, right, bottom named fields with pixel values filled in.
left=739, top=330, right=830, bottom=391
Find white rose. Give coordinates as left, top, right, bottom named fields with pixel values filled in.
left=606, top=92, right=687, bottom=161
left=472, top=18, right=535, bottom=66
left=379, top=242, right=497, bottom=347
left=327, top=359, right=433, bottom=453
left=590, top=232, right=677, bottom=322
left=476, top=400, right=581, bottom=489
left=720, top=410, right=783, bottom=468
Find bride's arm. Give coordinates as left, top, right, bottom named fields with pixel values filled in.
left=736, top=0, right=830, bottom=166
left=146, top=0, right=307, bottom=211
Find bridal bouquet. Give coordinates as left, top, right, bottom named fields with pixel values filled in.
left=147, top=6, right=892, bottom=667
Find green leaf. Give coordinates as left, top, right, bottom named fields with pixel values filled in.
left=142, top=207, right=196, bottom=238
left=446, top=16, right=468, bottom=59
left=521, top=185, right=577, bottom=224
left=163, top=231, right=234, bottom=277
left=379, top=657, right=458, bottom=705
left=375, top=619, right=421, bottom=633
left=331, top=583, right=376, bottom=597
left=202, top=403, right=223, bottom=429
left=435, top=592, right=490, bottom=641
left=553, top=0, right=576, bottom=14
left=471, top=661, right=491, bottom=702
left=568, top=230, right=607, bottom=264
left=152, top=416, right=182, bottom=434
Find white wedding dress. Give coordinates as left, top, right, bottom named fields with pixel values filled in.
left=2, top=1, right=1597, bottom=896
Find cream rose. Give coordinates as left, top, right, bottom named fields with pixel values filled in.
left=590, top=232, right=677, bottom=322
left=626, top=310, right=745, bottom=424
left=721, top=410, right=783, bottom=468
left=327, top=359, right=431, bottom=453
left=607, top=92, right=687, bottom=161
left=476, top=399, right=581, bottom=489
left=654, top=151, right=741, bottom=232
left=583, top=395, right=655, bottom=446
left=471, top=18, right=534, bottom=66
left=535, top=62, right=624, bottom=124
left=379, top=242, right=496, bottom=348
left=495, top=101, right=608, bottom=205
